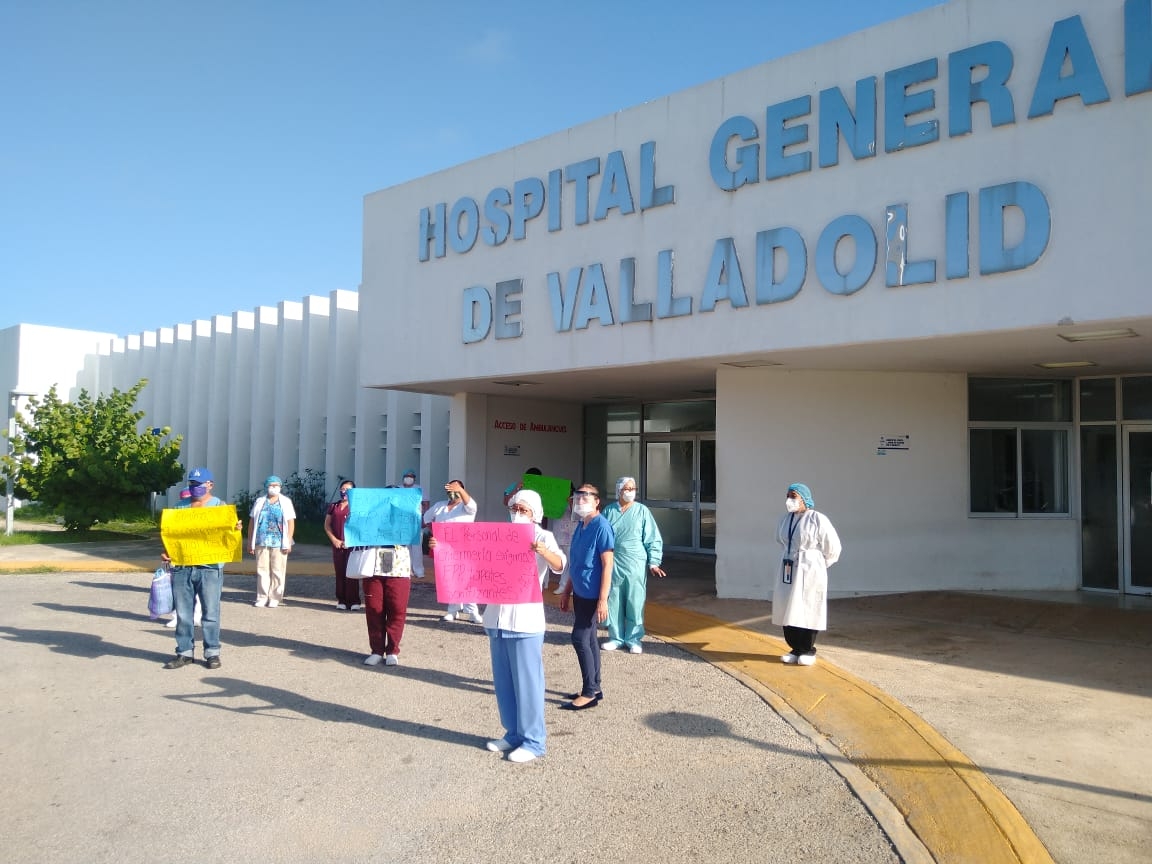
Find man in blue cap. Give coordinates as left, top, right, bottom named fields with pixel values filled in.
left=248, top=475, right=296, bottom=607
left=161, top=467, right=230, bottom=669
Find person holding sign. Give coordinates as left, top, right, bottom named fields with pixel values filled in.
left=601, top=477, right=665, bottom=654
left=160, top=468, right=240, bottom=670
left=348, top=544, right=414, bottom=667
left=479, top=489, right=565, bottom=764
left=426, top=480, right=481, bottom=623
left=558, top=484, right=614, bottom=710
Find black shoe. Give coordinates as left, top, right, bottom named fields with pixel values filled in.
left=163, top=655, right=195, bottom=669
left=205, top=656, right=221, bottom=669
left=560, top=697, right=599, bottom=711
left=564, top=691, right=603, bottom=701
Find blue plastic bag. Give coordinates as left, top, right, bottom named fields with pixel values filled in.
left=149, top=566, right=173, bottom=618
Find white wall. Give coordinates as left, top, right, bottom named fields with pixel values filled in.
left=478, top=395, right=583, bottom=521
left=716, top=367, right=1079, bottom=598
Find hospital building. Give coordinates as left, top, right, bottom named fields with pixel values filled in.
left=4, top=0, right=1150, bottom=599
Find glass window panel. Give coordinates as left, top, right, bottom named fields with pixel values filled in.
left=1079, top=378, right=1116, bottom=422
left=583, top=435, right=640, bottom=492
left=699, top=507, right=717, bottom=550
left=648, top=506, right=694, bottom=548
left=1020, top=429, right=1068, bottom=513
left=1121, top=376, right=1152, bottom=421
left=605, top=437, right=640, bottom=491
left=1080, top=427, right=1118, bottom=589
left=968, top=379, right=1073, bottom=422
left=970, top=429, right=1017, bottom=513
left=699, top=439, right=716, bottom=504
left=1129, top=430, right=1152, bottom=589
left=586, top=404, right=641, bottom=435
left=643, top=400, right=716, bottom=433
left=645, top=440, right=694, bottom=501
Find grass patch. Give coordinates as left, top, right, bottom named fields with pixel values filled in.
left=0, top=526, right=157, bottom=546
left=0, top=566, right=58, bottom=574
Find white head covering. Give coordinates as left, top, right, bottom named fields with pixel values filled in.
left=509, top=489, right=544, bottom=524
left=616, top=476, right=637, bottom=496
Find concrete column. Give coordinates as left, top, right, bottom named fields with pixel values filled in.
left=225, top=312, right=255, bottom=501
left=324, top=290, right=358, bottom=488
left=297, top=295, right=330, bottom=481
left=271, top=300, right=303, bottom=477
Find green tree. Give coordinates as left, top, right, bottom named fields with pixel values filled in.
left=6, top=379, right=184, bottom=530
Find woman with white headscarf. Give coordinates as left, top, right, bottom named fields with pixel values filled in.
left=774, top=482, right=842, bottom=666
left=478, top=489, right=565, bottom=763
left=600, top=476, right=665, bottom=654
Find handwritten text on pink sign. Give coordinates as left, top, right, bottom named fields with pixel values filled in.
left=431, top=521, right=540, bottom=605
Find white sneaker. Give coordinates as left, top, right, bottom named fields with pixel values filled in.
left=350, top=604, right=362, bottom=611
left=781, top=653, right=798, bottom=664
left=507, top=747, right=539, bottom=763
left=384, top=654, right=398, bottom=666
left=254, top=599, right=267, bottom=607
left=363, top=654, right=383, bottom=666
left=628, top=643, right=643, bottom=655
left=336, top=603, right=348, bottom=610
left=470, top=613, right=486, bottom=625
left=164, top=617, right=177, bottom=628
left=601, top=640, right=621, bottom=651
left=267, top=600, right=280, bottom=608
left=442, top=613, right=456, bottom=622
left=486, top=738, right=514, bottom=752
left=797, top=654, right=816, bottom=666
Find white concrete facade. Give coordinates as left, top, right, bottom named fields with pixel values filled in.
left=359, top=0, right=1152, bottom=597
left=1, top=292, right=454, bottom=509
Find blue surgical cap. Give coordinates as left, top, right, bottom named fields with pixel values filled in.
left=787, top=483, right=814, bottom=509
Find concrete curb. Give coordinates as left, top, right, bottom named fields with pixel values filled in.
left=641, top=602, right=1056, bottom=864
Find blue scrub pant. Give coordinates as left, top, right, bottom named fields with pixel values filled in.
left=487, top=630, right=546, bottom=756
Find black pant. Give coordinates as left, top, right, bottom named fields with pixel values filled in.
left=570, top=594, right=602, bottom=697
left=782, top=625, right=817, bottom=655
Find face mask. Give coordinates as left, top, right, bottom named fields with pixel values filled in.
left=785, top=497, right=801, bottom=513
left=510, top=512, right=532, bottom=524
left=267, top=486, right=281, bottom=497
left=620, top=490, right=636, bottom=504
left=574, top=501, right=594, bottom=517
left=402, top=477, right=415, bottom=487
left=340, top=489, right=349, bottom=500
left=447, top=492, right=461, bottom=503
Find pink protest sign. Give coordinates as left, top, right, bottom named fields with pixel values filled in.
left=431, top=521, right=540, bottom=605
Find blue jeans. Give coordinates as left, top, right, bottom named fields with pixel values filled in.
left=487, top=630, right=546, bottom=755
left=570, top=594, right=602, bottom=698
left=172, top=565, right=223, bottom=658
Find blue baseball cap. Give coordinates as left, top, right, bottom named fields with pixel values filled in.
left=188, top=467, right=213, bottom=484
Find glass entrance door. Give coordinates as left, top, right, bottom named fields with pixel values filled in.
left=643, top=434, right=716, bottom=553
left=1123, top=427, right=1152, bottom=594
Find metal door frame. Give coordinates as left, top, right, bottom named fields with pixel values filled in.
left=642, top=432, right=716, bottom=554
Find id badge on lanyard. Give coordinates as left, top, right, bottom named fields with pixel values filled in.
left=782, top=513, right=799, bottom=585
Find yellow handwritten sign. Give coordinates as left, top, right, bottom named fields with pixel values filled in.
left=161, top=505, right=242, bottom=566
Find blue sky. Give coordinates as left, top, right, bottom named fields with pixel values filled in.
left=1, top=0, right=942, bottom=337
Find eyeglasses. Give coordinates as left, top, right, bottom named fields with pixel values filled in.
left=508, top=505, right=533, bottom=516
left=573, top=490, right=598, bottom=499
